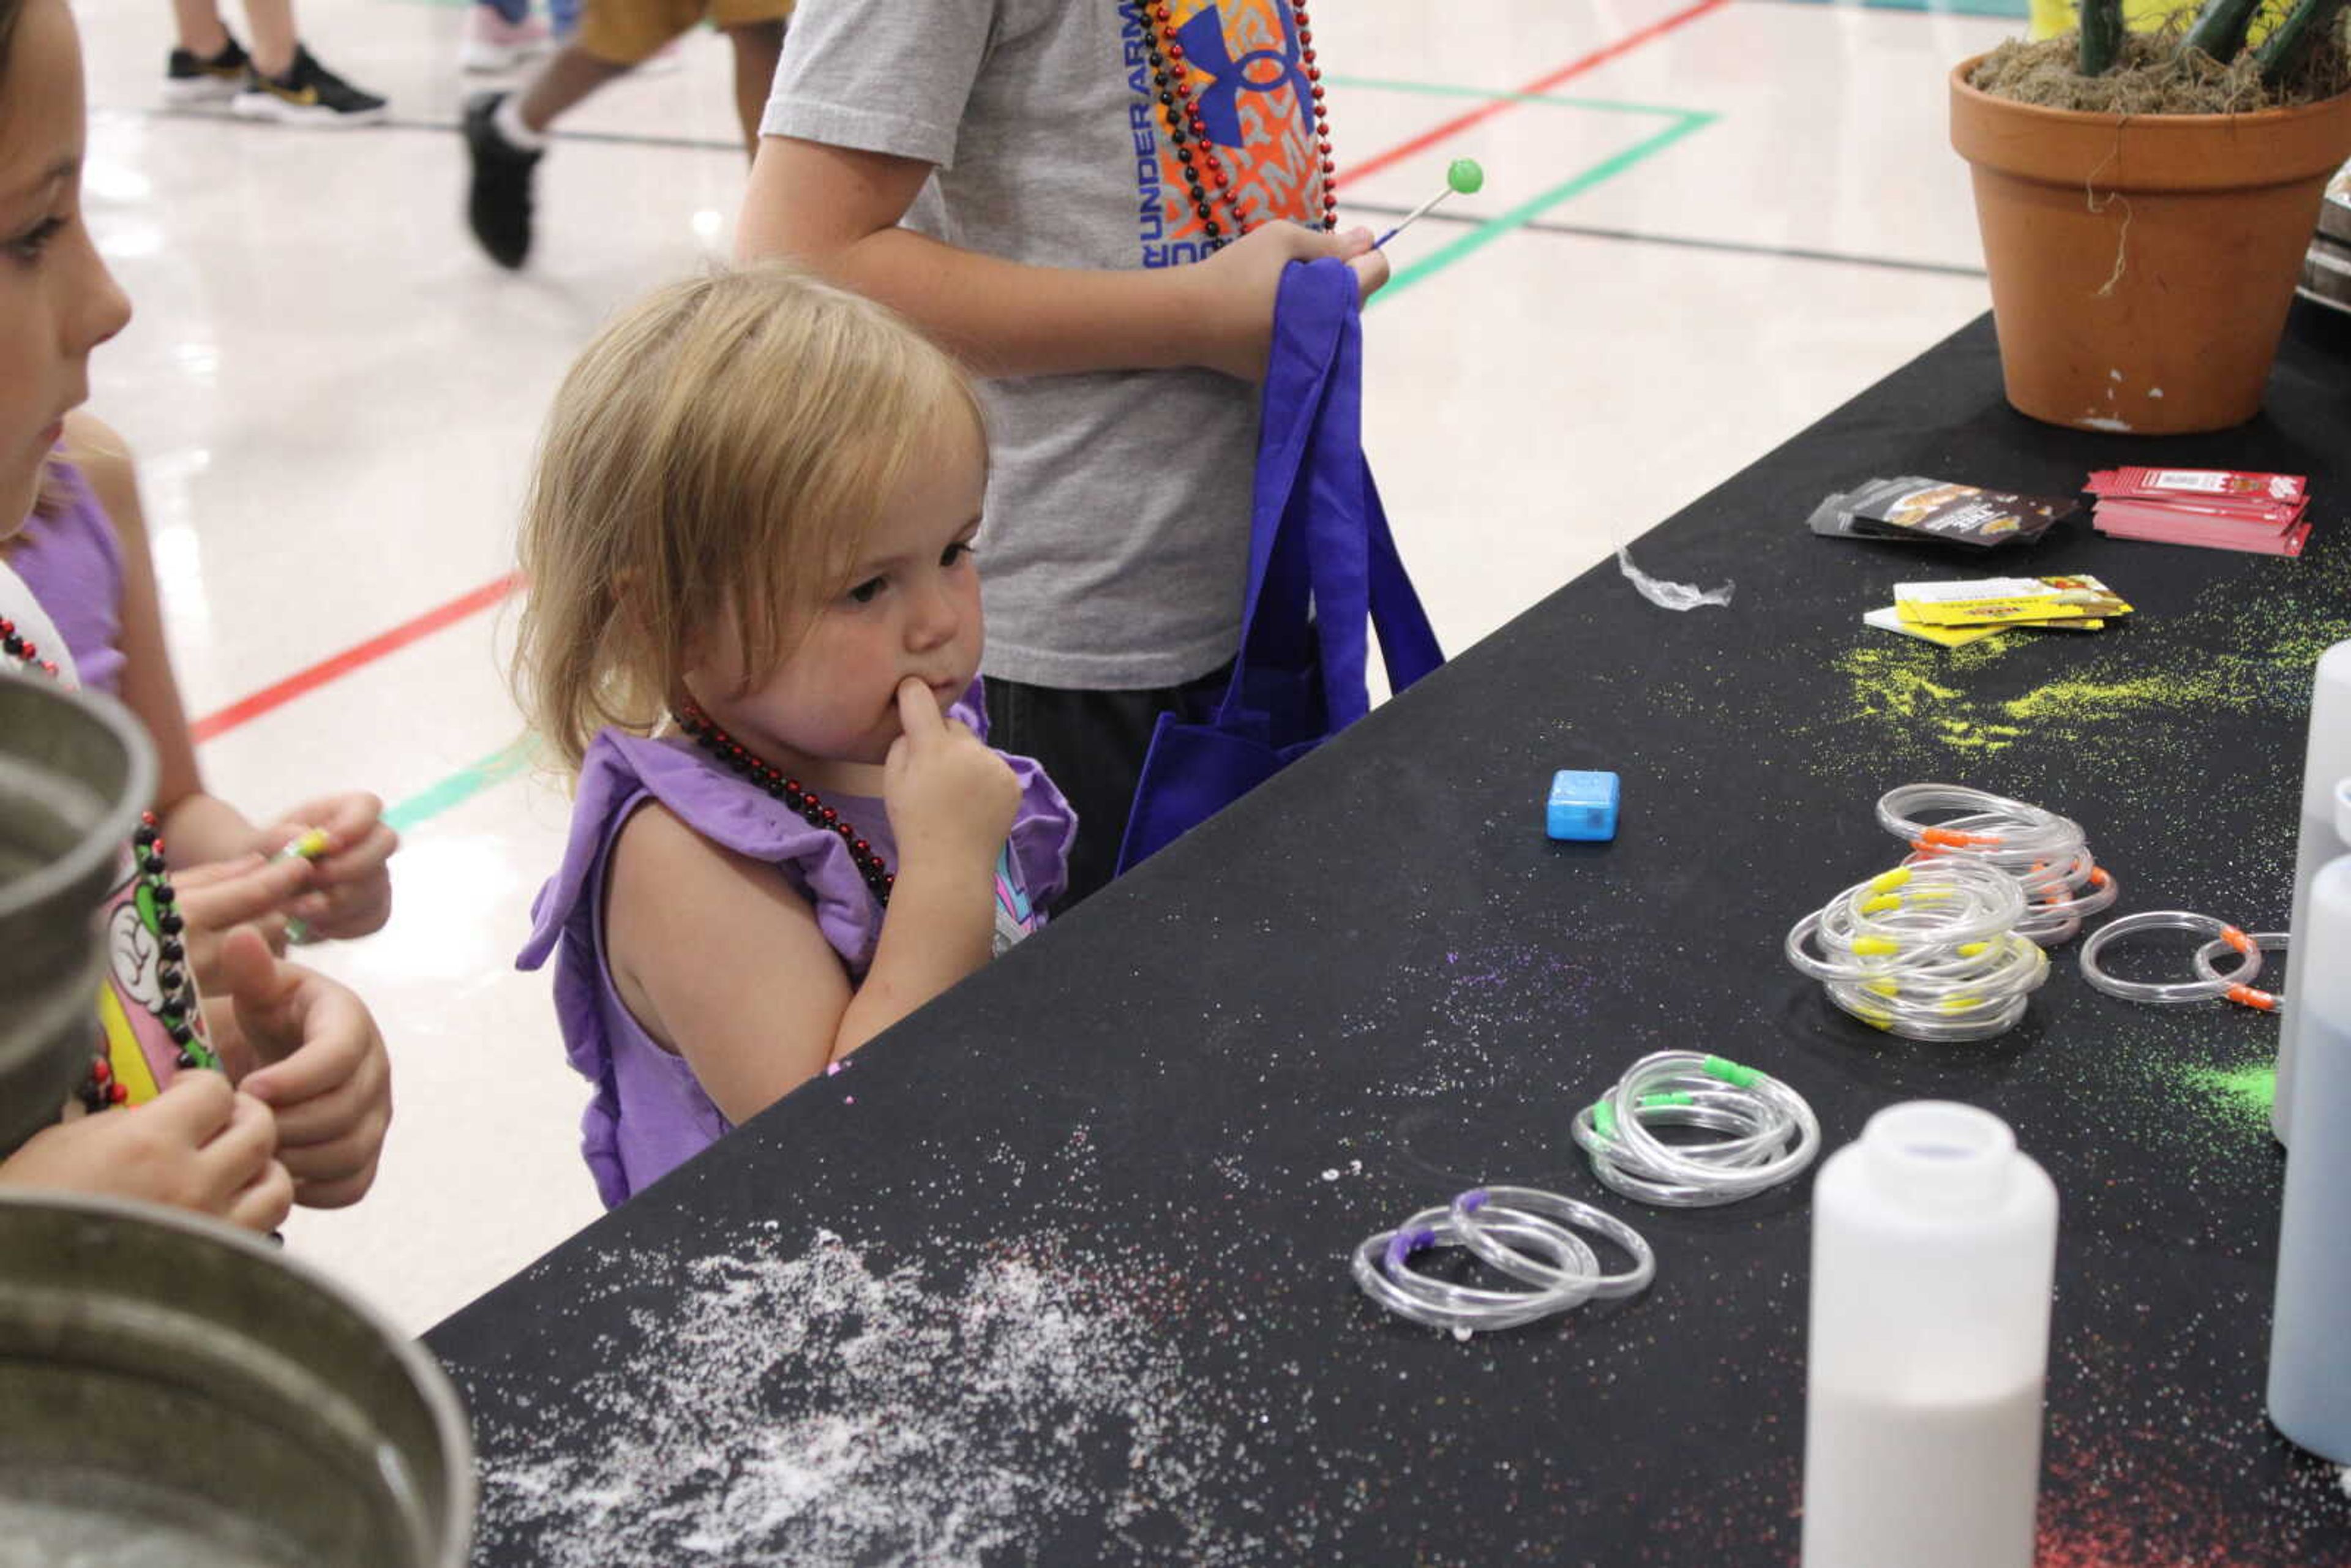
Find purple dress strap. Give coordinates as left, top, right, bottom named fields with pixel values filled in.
left=10, top=459, right=127, bottom=697
left=519, top=681, right=1074, bottom=1207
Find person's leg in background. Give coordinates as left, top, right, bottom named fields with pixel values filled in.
left=463, top=0, right=784, bottom=268
left=167, top=0, right=388, bottom=123
left=459, top=17, right=640, bottom=269
left=718, top=16, right=782, bottom=154
left=459, top=0, right=552, bottom=76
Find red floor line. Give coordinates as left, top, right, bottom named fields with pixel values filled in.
left=193, top=6, right=1727, bottom=746
left=1345, top=0, right=1734, bottom=186
left=189, top=573, right=523, bottom=744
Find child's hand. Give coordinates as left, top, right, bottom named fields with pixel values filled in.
left=213, top=928, right=393, bottom=1210
left=1187, top=222, right=1392, bottom=383
left=883, top=678, right=1020, bottom=873
left=261, top=795, right=399, bottom=940
left=0, top=1073, right=294, bottom=1234
left=173, top=852, right=317, bottom=989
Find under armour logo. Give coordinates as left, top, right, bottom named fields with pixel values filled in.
left=1175, top=4, right=1313, bottom=151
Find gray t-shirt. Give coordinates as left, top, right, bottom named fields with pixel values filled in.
left=761, top=0, right=1331, bottom=690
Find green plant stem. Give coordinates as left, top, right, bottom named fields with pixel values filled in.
left=2079, top=0, right=2127, bottom=74
left=2258, top=0, right=2350, bottom=82
left=2182, top=0, right=2262, bottom=60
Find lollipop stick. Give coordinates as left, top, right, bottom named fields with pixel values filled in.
left=1374, top=190, right=1453, bottom=249
left=1371, top=159, right=1486, bottom=250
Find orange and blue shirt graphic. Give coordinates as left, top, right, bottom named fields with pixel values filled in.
left=1123, top=0, right=1326, bottom=268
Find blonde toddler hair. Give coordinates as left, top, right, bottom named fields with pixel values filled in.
left=514, top=264, right=985, bottom=773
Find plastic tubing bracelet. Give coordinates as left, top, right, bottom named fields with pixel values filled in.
left=2077, top=910, right=2264, bottom=1004
left=1352, top=1187, right=1654, bottom=1334
left=2193, top=929, right=2287, bottom=1013
left=1875, top=784, right=2119, bottom=946
left=1785, top=858, right=2050, bottom=1041
left=1569, top=1052, right=1820, bottom=1207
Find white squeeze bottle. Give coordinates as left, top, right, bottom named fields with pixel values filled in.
left=1801, top=1102, right=2059, bottom=1568
left=2267, top=780, right=2351, bottom=1461
left=2275, top=639, right=2351, bottom=1143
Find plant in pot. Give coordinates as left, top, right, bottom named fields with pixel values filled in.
left=1950, top=0, right=2351, bottom=433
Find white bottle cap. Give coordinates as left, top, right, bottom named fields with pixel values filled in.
left=2335, top=776, right=2351, bottom=844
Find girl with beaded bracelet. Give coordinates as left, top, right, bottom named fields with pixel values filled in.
left=0, top=0, right=393, bottom=1226
left=512, top=266, right=1074, bottom=1209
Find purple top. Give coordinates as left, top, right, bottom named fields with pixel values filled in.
left=518, top=683, right=1075, bottom=1209
left=10, top=459, right=126, bottom=697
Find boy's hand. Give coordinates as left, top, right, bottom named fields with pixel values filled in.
left=0, top=1073, right=293, bottom=1234
left=216, top=929, right=392, bottom=1209
left=261, top=793, right=398, bottom=940
left=1188, top=223, right=1390, bottom=382
left=883, top=678, right=1020, bottom=874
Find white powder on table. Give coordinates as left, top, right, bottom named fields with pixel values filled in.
left=472, top=1226, right=1261, bottom=1566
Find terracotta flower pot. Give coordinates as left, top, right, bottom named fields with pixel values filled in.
left=1951, top=58, right=2351, bottom=433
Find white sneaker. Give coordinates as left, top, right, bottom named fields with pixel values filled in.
left=459, top=8, right=553, bottom=73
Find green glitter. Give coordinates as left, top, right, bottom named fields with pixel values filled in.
left=2181, top=1062, right=2278, bottom=1133
left=1447, top=158, right=1485, bottom=194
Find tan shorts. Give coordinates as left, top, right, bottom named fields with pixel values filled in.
left=576, top=0, right=790, bottom=66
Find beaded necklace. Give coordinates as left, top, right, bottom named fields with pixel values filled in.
left=672, top=701, right=895, bottom=907
left=1131, top=0, right=1338, bottom=250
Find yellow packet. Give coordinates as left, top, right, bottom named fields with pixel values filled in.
left=1863, top=607, right=2007, bottom=648
left=1894, top=575, right=2132, bottom=628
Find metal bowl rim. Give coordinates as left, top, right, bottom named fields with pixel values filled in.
left=0, top=675, right=157, bottom=925
left=0, top=1190, right=476, bottom=1566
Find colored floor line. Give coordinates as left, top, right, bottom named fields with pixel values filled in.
left=1348, top=0, right=1731, bottom=184
left=383, top=743, right=536, bottom=833
left=1327, top=75, right=1707, bottom=121
left=1346, top=197, right=1987, bottom=280
left=188, top=574, right=520, bottom=743
left=1380, top=111, right=1716, bottom=301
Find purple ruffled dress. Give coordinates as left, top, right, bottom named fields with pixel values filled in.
left=519, top=683, right=1074, bottom=1209
left=10, top=459, right=127, bottom=696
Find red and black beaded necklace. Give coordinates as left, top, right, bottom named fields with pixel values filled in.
left=1131, top=0, right=1338, bottom=250
left=2, top=621, right=215, bottom=1109
left=672, top=701, right=895, bottom=907
left=1, top=617, right=61, bottom=680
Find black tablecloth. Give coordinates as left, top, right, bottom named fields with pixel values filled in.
left=431, top=306, right=2351, bottom=1567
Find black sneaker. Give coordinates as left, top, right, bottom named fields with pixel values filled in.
left=163, top=35, right=249, bottom=104
left=231, top=46, right=389, bottom=126
left=463, top=93, right=542, bottom=270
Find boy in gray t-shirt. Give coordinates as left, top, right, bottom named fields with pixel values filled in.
left=741, top=0, right=1385, bottom=904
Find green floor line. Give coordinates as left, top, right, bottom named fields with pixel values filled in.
left=1378, top=110, right=1717, bottom=302
left=383, top=743, right=537, bottom=833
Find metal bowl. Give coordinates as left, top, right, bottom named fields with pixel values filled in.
left=0, top=672, right=156, bottom=1157
left=0, top=1194, right=474, bottom=1566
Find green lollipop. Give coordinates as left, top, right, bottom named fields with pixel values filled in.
left=1375, top=157, right=1488, bottom=249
